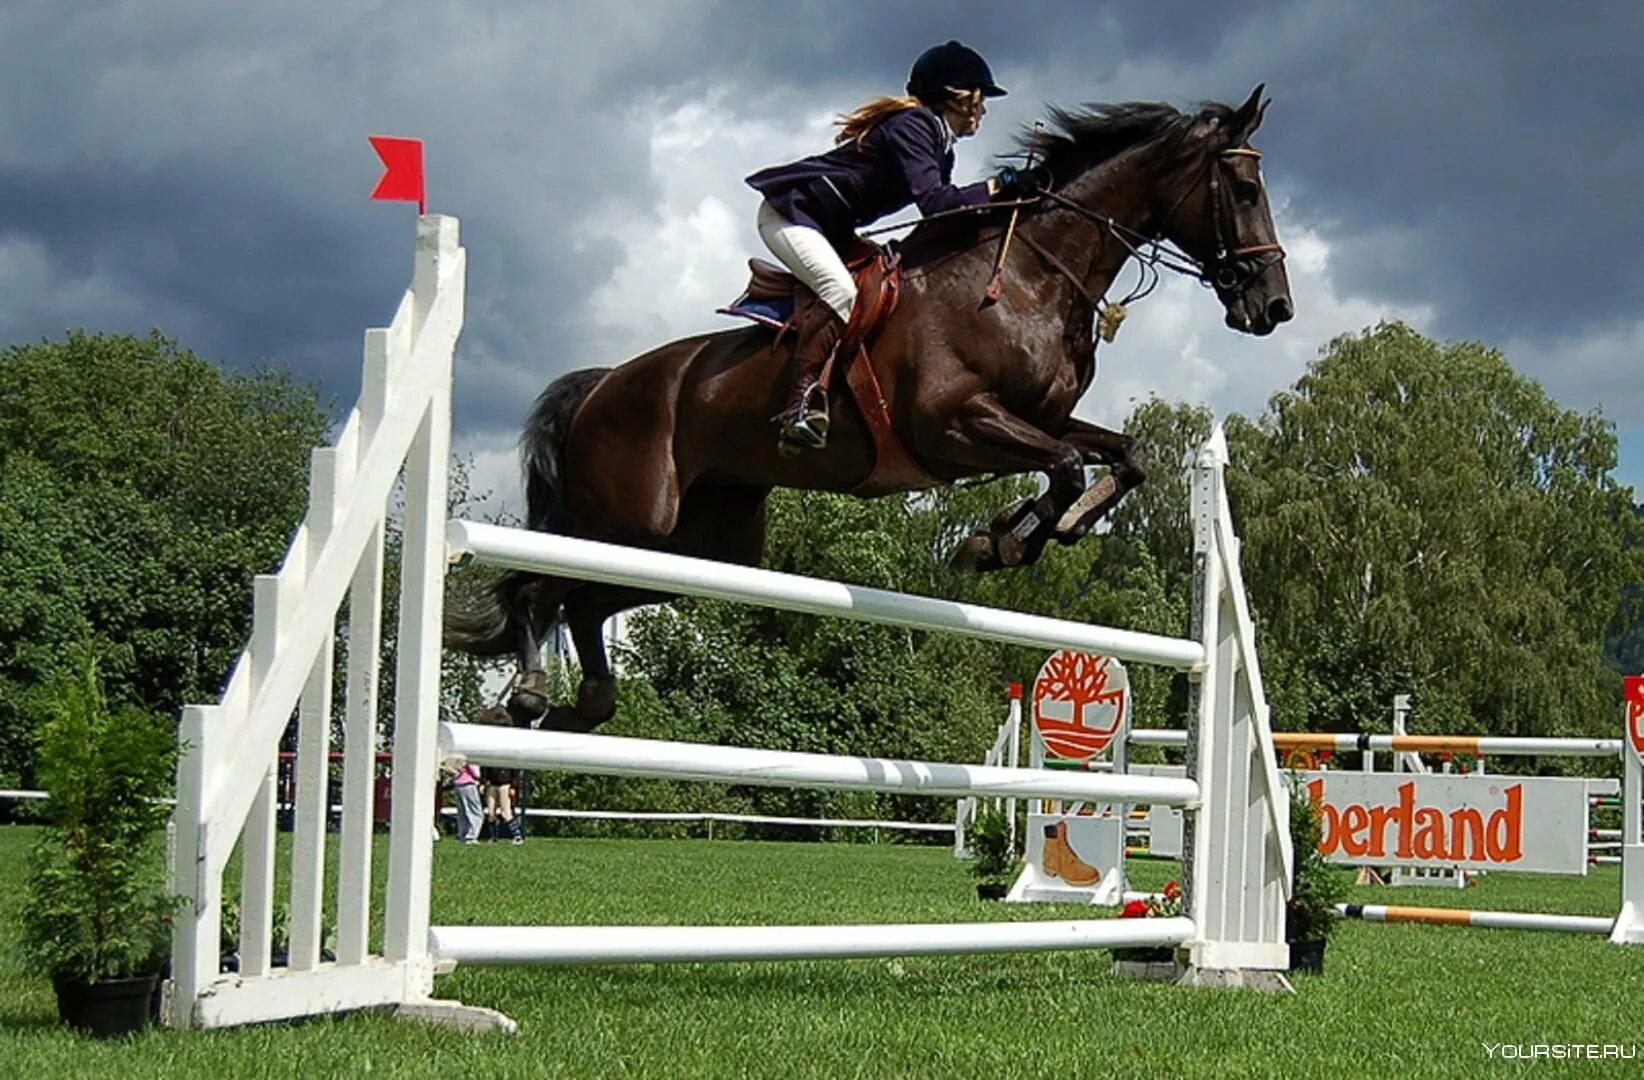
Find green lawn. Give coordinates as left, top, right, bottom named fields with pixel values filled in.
left=2, top=825, right=1638, bottom=1079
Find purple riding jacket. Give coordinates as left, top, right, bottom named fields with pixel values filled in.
left=745, top=105, right=993, bottom=250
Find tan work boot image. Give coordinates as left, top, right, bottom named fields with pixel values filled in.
left=1040, top=821, right=1101, bottom=887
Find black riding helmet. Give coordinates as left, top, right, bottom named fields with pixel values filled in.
left=906, top=40, right=1007, bottom=104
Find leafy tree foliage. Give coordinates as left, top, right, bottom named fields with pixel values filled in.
left=1222, top=322, right=1642, bottom=740
left=0, top=333, right=328, bottom=786
left=0, top=331, right=495, bottom=788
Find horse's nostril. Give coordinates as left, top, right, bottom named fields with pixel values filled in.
left=1268, top=297, right=1294, bottom=324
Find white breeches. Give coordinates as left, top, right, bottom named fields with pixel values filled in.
left=756, top=199, right=857, bottom=322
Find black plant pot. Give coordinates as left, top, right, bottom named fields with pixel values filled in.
left=52, top=971, right=159, bottom=1038
left=976, top=882, right=1009, bottom=901
left=1111, top=946, right=1177, bottom=964
left=1289, top=938, right=1327, bottom=974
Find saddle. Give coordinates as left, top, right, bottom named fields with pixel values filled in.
left=719, top=248, right=942, bottom=494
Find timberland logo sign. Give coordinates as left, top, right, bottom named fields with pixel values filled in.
left=1032, top=651, right=1128, bottom=763
left=1300, top=772, right=1590, bottom=876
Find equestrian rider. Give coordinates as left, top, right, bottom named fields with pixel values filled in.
left=746, top=40, right=1038, bottom=455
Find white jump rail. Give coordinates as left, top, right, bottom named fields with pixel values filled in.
left=441, top=724, right=1200, bottom=806
left=485, top=807, right=957, bottom=835
left=431, top=916, right=1196, bottom=967
left=445, top=522, right=1205, bottom=670
left=165, top=214, right=1298, bottom=1035
left=1126, top=730, right=1623, bottom=757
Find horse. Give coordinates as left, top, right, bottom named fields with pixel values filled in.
left=447, top=86, right=1292, bottom=733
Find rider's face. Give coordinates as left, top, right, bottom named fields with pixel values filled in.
left=945, top=91, right=985, bottom=138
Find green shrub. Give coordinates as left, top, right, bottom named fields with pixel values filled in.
left=966, top=806, right=1017, bottom=884
left=1286, top=777, right=1348, bottom=943
left=17, top=646, right=181, bottom=982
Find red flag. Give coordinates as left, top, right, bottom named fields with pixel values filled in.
left=369, top=136, right=425, bottom=214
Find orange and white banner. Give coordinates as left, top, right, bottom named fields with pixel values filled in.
left=1301, top=772, right=1591, bottom=875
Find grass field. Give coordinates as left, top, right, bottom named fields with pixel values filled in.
left=2, top=825, right=1639, bottom=1079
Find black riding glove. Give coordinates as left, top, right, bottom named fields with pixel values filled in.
left=994, top=164, right=1050, bottom=199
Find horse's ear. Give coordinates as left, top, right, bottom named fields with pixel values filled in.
left=1231, top=83, right=1266, bottom=142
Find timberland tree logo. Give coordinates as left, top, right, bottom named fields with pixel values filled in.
left=1306, top=778, right=1524, bottom=864
left=1032, top=651, right=1128, bottom=763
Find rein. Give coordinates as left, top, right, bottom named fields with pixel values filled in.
left=866, top=145, right=1286, bottom=313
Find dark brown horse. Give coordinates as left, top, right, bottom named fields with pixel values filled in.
left=447, top=87, right=1292, bottom=732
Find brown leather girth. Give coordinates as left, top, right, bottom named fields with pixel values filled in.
left=799, top=251, right=943, bottom=494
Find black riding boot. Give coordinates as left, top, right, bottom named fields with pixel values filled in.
left=777, top=302, right=846, bottom=455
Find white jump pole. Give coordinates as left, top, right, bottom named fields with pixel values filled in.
left=445, top=521, right=1204, bottom=671
left=430, top=916, right=1196, bottom=967
left=1125, top=730, right=1621, bottom=757
left=441, top=723, right=1200, bottom=806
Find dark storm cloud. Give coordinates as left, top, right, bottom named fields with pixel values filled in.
left=1, top=0, right=1639, bottom=465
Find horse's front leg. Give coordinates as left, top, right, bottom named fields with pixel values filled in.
left=1051, top=418, right=1147, bottom=545
left=925, top=395, right=1085, bottom=571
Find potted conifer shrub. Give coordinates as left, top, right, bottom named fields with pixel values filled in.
left=1286, top=777, right=1347, bottom=974
left=17, top=648, right=181, bottom=1037
left=967, top=806, right=1017, bottom=900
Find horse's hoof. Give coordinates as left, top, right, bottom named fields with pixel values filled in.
left=506, top=689, right=549, bottom=726
left=1054, top=473, right=1120, bottom=538
left=540, top=704, right=603, bottom=733
left=948, top=533, right=999, bottom=573
left=996, top=529, right=1028, bottom=567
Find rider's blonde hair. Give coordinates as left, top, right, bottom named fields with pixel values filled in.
left=835, top=90, right=985, bottom=148
left=835, top=96, right=922, bottom=147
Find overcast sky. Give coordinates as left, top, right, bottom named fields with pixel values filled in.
left=4, top=1, right=1640, bottom=517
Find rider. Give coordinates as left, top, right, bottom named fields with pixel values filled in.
left=746, top=40, right=1035, bottom=455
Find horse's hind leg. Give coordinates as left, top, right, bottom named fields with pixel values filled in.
left=539, top=584, right=668, bottom=732
left=503, top=574, right=575, bottom=724
left=539, top=485, right=771, bottom=733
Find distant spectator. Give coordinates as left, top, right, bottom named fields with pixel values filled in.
left=476, top=706, right=524, bottom=845
left=452, top=761, right=483, bottom=845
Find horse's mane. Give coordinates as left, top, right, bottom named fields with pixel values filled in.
left=897, top=99, right=1233, bottom=266
left=1017, top=100, right=1234, bottom=180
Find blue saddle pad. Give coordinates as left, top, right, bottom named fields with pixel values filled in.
left=716, top=294, right=793, bottom=330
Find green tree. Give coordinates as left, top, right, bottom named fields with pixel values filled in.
left=0, top=332, right=329, bottom=786
left=1227, top=322, right=1643, bottom=741
left=0, top=331, right=496, bottom=786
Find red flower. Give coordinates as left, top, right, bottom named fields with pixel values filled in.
left=1120, top=900, right=1150, bottom=919
left=1163, top=880, right=1182, bottom=900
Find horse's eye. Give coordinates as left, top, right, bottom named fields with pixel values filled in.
left=1235, top=179, right=1261, bottom=204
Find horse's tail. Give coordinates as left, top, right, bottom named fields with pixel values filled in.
left=443, top=367, right=611, bottom=657
left=523, top=366, right=610, bottom=532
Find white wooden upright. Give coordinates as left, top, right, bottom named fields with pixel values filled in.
left=167, top=216, right=476, bottom=1030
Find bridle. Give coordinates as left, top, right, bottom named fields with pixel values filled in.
left=1023, top=144, right=1287, bottom=309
